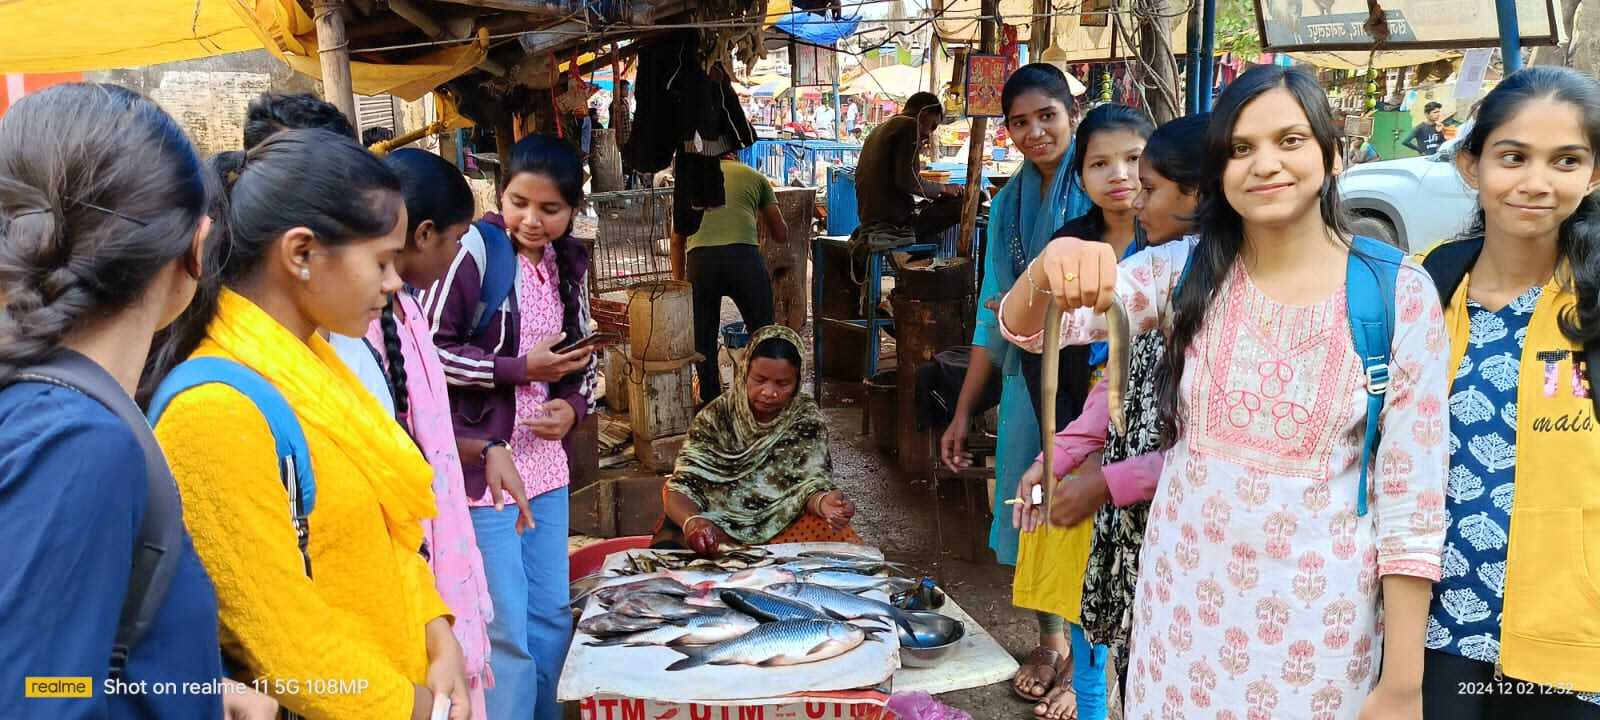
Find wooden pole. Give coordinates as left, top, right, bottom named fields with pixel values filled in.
left=956, top=0, right=999, bottom=258
left=312, top=0, right=357, bottom=124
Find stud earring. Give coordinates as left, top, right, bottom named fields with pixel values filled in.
left=299, top=267, right=311, bottom=281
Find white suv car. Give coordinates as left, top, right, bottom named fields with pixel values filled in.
left=1339, top=124, right=1479, bottom=252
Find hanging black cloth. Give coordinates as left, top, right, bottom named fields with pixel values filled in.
left=623, top=30, right=755, bottom=235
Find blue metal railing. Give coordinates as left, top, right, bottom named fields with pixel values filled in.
left=738, top=139, right=864, bottom=187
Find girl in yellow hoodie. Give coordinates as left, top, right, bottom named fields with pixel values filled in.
left=146, top=129, right=471, bottom=720
left=1419, top=66, right=1600, bottom=717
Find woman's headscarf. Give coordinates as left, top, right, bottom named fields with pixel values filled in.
left=667, top=325, right=836, bottom=544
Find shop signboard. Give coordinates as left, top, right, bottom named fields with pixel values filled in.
left=1253, top=0, right=1558, bottom=52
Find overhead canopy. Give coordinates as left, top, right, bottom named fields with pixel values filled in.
left=0, top=0, right=488, bottom=100
left=0, top=0, right=262, bottom=74
left=843, top=64, right=925, bottom=98
left=1288, top=49, right=1462, bottom=70
left=936, top=0, right=1189, bottom=60
left=752, top=77, right=794, bottom=97
left=772, top=7, right=863, bottom=48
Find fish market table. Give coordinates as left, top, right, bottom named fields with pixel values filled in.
left=560, top=543, right=1019, bottom=718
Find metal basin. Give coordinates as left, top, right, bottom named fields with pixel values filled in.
left=897, top=611, right=965, bottom=668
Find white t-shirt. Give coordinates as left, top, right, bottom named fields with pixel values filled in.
left=328, top=332, right=397, bottom=417
left=813, top=105, right=836, bottom=132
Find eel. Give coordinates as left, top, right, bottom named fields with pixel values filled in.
left=1039, top=294, right=1133, bottom=520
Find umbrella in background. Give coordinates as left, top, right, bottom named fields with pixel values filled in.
left=842, top=63, right=924, bottom=98
left=752, top=77, right=793, bottom=97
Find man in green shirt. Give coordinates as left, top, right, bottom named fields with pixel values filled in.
left=670, top=153, right=790, bottom=404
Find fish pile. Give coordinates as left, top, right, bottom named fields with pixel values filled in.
left=572, top=549, right=923, bottom=671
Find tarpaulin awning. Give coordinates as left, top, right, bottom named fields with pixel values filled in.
left=0, top=0, right=262, bottom=73
left=0, top=0, right=487, bottom=100
left=772, top=8, right=863, bottom=48
left=752, top=77, right=794, bottom=97
left=843, top=64, right=924, bottom=98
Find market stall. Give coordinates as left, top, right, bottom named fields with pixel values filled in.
left=560, top=543, right=1018, bottom=715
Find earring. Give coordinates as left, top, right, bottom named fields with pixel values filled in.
left=299, top=267, right=311, bottom=281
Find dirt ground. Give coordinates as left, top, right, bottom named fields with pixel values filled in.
left=816, top=397, right=1037, bottom=720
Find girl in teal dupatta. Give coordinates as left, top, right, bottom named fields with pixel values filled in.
left=938, top=63, right=1092, bottom=704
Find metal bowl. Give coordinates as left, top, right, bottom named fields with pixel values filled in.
left=897, top=611, right=965, bottom=668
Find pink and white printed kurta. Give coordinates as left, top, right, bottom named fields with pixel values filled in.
left=500, top=249, right=570, bottom=504
left=1002, top=237, right=1450, bottom=720
left=366, top=292, right=494, bottom=719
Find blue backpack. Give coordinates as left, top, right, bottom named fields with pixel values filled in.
left=1175, top=235, right=1402, bottom=517
left=146, top=357, right=316, bottom=576
left=470, top=220, right=518, bottom=339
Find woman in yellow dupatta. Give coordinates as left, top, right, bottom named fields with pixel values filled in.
left=146, top=130, right=470, bottom=720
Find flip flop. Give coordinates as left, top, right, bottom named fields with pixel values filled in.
left=1011, top=646, right=1063, bottom=702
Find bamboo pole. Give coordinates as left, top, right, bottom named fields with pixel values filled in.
left=956, top=0, right=998, bottom=258
left=312, top=0, right=357, bottom=124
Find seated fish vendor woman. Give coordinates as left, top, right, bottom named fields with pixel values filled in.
left=655, top=325, right=861, bottom=554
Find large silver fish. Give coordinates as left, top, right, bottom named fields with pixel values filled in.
left=584, top=609, right=760, bottom=648
left=796, top=550, right=879, bottom=562
left=775, top=559, right=897, bottom=575
left=665, top=620, right=870, bottom=671
left=577, top=612, right=667, bottom=637
left=611, top=592, right=704, bottom=621
left=797, top=570, right=919, bottom=595
left=765, top=583, right=914, bottom=632
left=720, top=588, right=831, bottom=622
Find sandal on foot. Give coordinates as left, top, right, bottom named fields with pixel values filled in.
left=1011, top=646, right=1064, bottom=702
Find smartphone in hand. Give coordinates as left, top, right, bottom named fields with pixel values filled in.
left=553, top=332, right=622, bottom=354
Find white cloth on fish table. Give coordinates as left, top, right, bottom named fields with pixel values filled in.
left=559, top=543, right=901, bottom=703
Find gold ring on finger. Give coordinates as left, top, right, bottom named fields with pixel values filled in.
left=1062, top=272, right=1078, bottom=283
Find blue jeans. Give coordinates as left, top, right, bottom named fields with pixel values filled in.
left=1069, top=622, right=1109, bottom=720
left=472, top=485, right=571, bottom=720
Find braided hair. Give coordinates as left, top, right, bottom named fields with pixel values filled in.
left=0, top=83, right=207, bottom=385
left=378, top=148, right=476, bottom=417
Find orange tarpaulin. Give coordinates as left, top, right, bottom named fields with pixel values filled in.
left=0, top=0, right=487, bottom=101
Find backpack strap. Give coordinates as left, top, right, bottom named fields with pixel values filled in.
left=471, top=220, right=518, bottom=339
left=1419, top=237, right=1483, bottom=308
left=11, top=351, right=186, bottom=681
left=146, top=358, right=316, bottom=577
left=1346, top=235, right=1405, bottom=518
left=1422, top=237, right=1600, bottom=418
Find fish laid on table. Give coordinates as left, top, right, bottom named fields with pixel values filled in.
left=611, top=592, right=705, bottom=621
left=797, top=570, right=919, bottom=595
left=663, top=567, right=797, bottom=593
left=682, top=587, right=731, bottom=609
left=584, top=609, right=760, bottom=648
left=765, top=583, right=915, bottom=632
left=720, top=588, right=831, bottom=622
left=573, top=576, right=693, bottom=608
left=665, top=619, right=873, bottom=671
left=774, top=559, right=897, bottom=575
left=796, top=550, right=879, bottom=562
left=624, top=548, right=775, bottom=575
left=577, top=612, right=668, bottom=637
